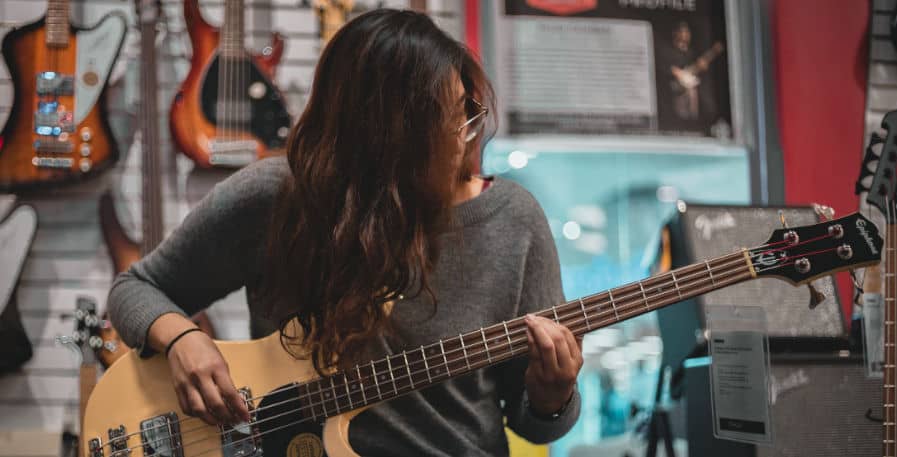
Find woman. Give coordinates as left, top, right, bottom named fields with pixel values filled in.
left=109, top=9, right=582, bottom=456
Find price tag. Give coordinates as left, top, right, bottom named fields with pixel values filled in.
left=863, top=293, right=884, bottom=378
left=706, top=305, right=773, bottom=445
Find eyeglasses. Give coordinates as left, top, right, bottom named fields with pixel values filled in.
left=457, top=98, right=488, bottom=143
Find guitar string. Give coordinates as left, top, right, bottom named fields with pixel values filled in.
left=106, top=255, right=758, bottom=454
left=97, top=232, right=844, bottom=453
left=101, top=253, right=744, bottom=452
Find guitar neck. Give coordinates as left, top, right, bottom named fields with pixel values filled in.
left=221, top=0, right=246, bottom=58
left=46, top=0, right=70, bottom=47
left=297, top=250, right=754, bottom=421
left=885, top=223, right=896, bottom=456
left=138, top=2, right=164, bottom=253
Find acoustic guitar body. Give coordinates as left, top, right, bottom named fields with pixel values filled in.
left=0, top=13, right=125, bottom=191
left=170, top=0, right=289, bottom=169
left=80, top=332, right=363, bottom=457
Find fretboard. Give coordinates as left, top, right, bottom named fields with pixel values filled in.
left=885, top=223, right=896, bottom=456
left=138, top=2, right=164, bottom=254
left=290, top=250, right=754, bottom=422
left=221, top=0, right=246, bottom=58
left=46, top=0, right=70, bottom=47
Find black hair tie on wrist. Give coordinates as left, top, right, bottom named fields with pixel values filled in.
left=165, top=327, right=203, bottom=357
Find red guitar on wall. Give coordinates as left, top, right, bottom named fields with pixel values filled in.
left=170, top=0, right=291, bottom=168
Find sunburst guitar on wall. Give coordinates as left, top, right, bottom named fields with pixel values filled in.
left=0, top=0, right=126, bottom=191
left=170, top=0, right=291, bottom=168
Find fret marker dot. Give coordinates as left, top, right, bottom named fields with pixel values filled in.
left=324, top=392, right=330, bottom=398
left=380, top=375, right=387, bottom=381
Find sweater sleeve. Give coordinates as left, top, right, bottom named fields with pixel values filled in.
left=499, top=193, right=581, bottom=444
left=107, top=158, right=286, bottom=356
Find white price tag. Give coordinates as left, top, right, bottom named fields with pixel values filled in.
left=707, top=306, right=773, bottom=445
left=863, top=293, right=884, bottom=378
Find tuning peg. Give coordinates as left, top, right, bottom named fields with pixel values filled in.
left=807, top=283, right=826, bottom=309
left=812, top=203, right=835, bottom=221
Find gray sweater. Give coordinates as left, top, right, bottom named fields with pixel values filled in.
left=108, top=156, right=580, bottom=456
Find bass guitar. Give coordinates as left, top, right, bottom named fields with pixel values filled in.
left=81, top=214, right=881, bottom=456
left=170, top=0, right=291, bottom=168
left=0, top=0, right=126, bottom=191
left=856, top=110, right=897, bottom=457
left=98, top=0, right=215, bottom=369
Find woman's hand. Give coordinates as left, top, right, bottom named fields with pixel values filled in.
left=524, top=314, right=583, bottom=416
left=149, top=314, right=250, bottom=426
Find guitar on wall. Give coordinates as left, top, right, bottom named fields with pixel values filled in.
left=856, top=110, right=897, bottom=457
left=314, top=0, right=355, bottom=47
left=170, top=0, right=291, bottom=168
left=81, top=215, right=880, bottom=456
left=98, top=0, right=215, bottom=369
left=0, top=0, right=126, bottom=191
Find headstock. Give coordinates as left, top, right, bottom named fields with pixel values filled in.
left=749, top=213, right=882, bottom=285
left=856, top=110, right=897, bottom=222
left=72, top=296, right=103, bottom=365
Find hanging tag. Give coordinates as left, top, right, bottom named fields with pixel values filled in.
left=863, top=292, right=884, bottom=378
left=706, top=305, right=773, bottom=445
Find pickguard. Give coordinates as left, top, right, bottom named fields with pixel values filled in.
left=199, top=55, right=292, bottom=149
left=256, top=383, right=328, bottom=457
left=74, top=12, right=126, bottom=124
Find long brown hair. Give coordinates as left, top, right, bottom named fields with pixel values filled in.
left=263, top=9, right=494, bottom=374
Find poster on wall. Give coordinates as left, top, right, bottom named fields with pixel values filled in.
left=495, top=0, right=732, bottom=139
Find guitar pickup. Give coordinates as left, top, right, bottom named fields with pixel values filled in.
left=140, top=412, right=183, bottom=457
left=33, top=139, right=74, bottom=154
left=36, top=72, right=74, bottom=95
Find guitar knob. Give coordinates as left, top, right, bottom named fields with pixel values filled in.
left=80, top=127, right=92, bottom=142
left=79, top=158, right=92, bottom=172
left=80, top=143, right=91, bottom=157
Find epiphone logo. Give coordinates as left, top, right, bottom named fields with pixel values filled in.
left=757, top=251, right=786, bottom=267
left=856, top=219, right=879, bottom=255
left=694, top=212, right=737, bottom=240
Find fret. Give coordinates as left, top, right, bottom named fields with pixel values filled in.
left=579, top=298, right=592, bottom=330
left=638, top=281, right=650, bottom=310
left=343, top=373, right=353, bottom=410
left=503, top=321, right=514, bottom=353
left=705, top=260, right=716, bottom=285
left=329, top=377, right=341, bottom=414
left=439, top=340, right=451, bottom=377
left=481, top=329, right=493, bottom=363
left=356, top=366, right=367, bottom=405
left=670, top=271, right=683, bottom=300
left=386, top=356, right=398, bottom=395
left=608, top=290, right=620, bottom=321
left=402, top=351, right=415, bottom=390
left=370, top=361, right=382, bottom=399
left=420, top=346, right=432, bottom=383
left=304, top=383, right=318, bottom=422
left=459, top=334, right=472, bottom=370
left=317, top=380, right=329, bottom=417
left=552, top=306, right=560, bottom=323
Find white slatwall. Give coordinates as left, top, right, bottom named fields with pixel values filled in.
left=0, top=0, right=462, bottom=449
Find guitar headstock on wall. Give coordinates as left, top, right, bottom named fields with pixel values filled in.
left=857, top=110, right=897, bottom=222
left=312, top=0, right=356, bottom=47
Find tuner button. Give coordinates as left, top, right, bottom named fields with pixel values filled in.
left=837, top=244, right=853, bottom=260
left=795, top=258, right=811, bottom=274
left=828, top=224, right=844, bottom=239
left=785, top=230, right=799, bottom=245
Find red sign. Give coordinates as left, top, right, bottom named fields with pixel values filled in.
left=525, top=0, right=597, bottom=16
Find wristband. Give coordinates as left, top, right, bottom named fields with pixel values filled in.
left=164, top=327, right=203, bottom=357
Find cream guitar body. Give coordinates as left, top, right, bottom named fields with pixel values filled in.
left=81, top=331, right=363, bottom=457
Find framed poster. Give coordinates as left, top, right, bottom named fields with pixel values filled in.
left=493, top=0, right=732, bottom=139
